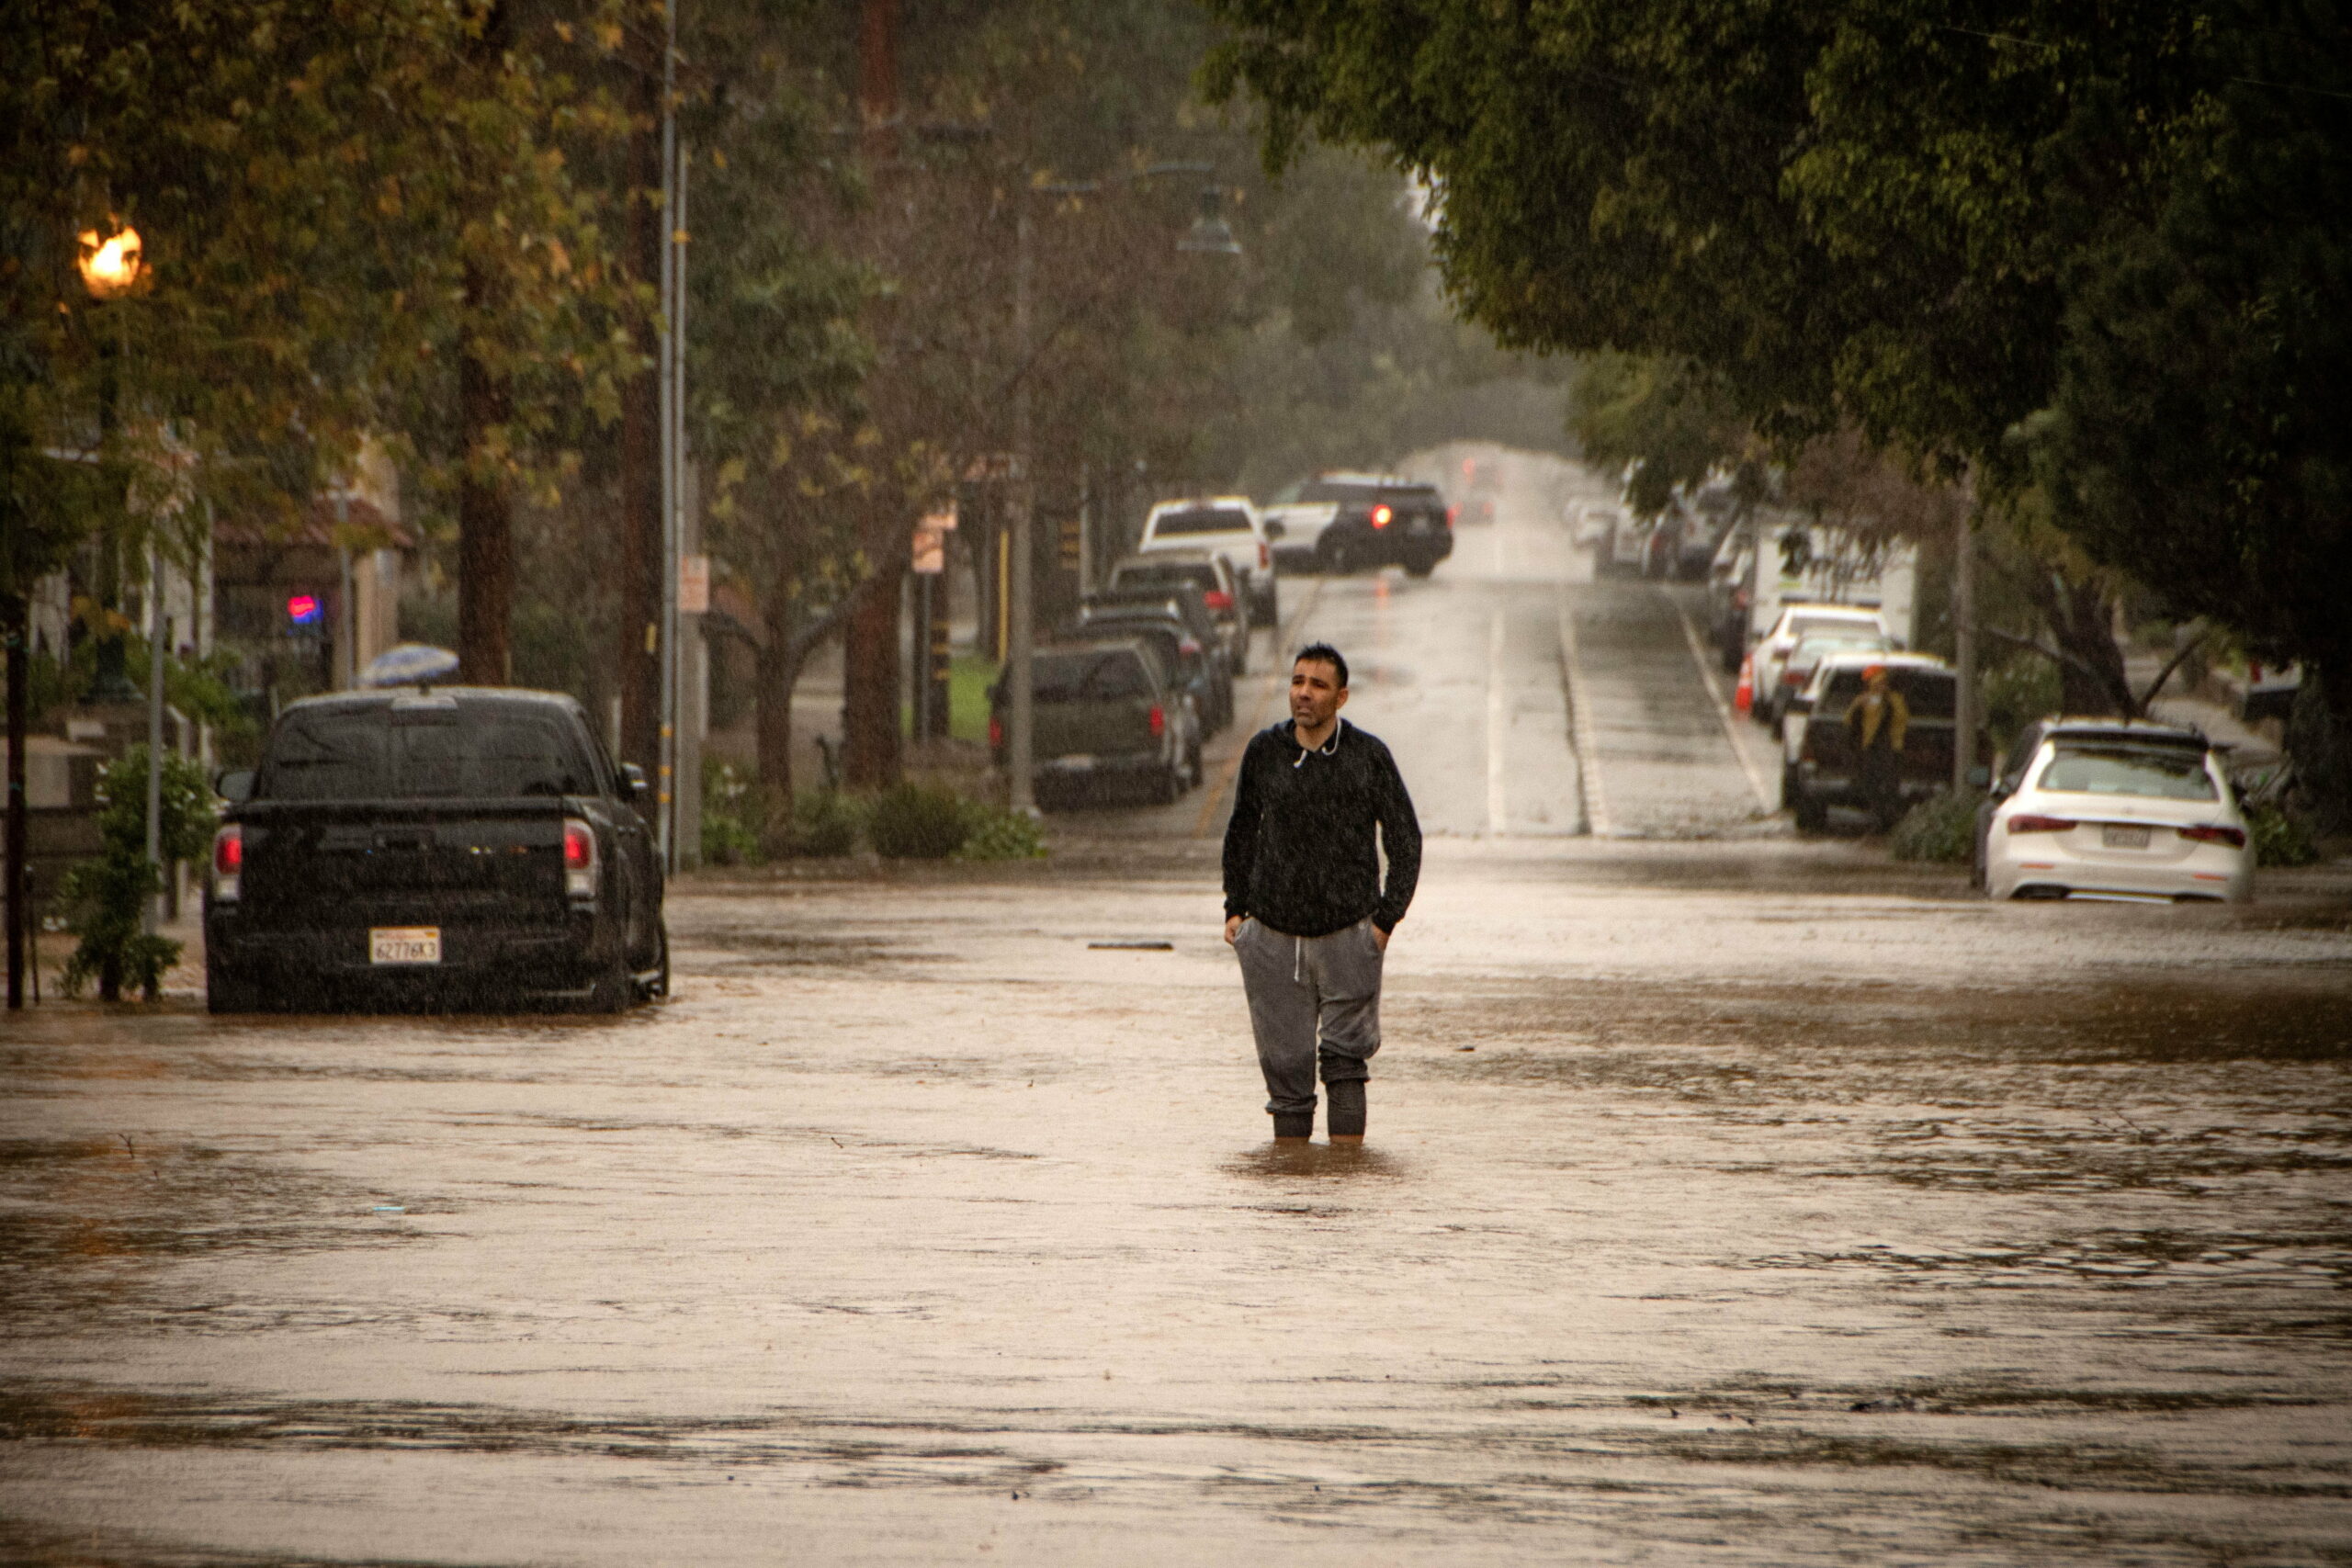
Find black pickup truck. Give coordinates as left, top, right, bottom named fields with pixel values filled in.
left=204, top=687, right=667, bottom=1012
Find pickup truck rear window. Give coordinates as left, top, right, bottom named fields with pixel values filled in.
left=1151, top=508, right=1250, bottom=536
left=261, top=708, right=601, bottom=800
left=2037, top=744, right=2216, bottom=801
left=1114, top=563, right=1219, bottom=594
left=1819, top=670, right=1958, bottom=720
left=1034, top=650, right=1151, bottom=703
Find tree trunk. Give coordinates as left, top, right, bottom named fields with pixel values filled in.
left=2289, top=665, right=2352, bottom=832
left=616, top=12, right=665, bottom=776
left=753, top=627, right=803, bottom=857
left=2032, top=574, right=2135, bottom=716
left=841, top=560, right=903, bottom=790
left=456, top=259, right=514, bottom=685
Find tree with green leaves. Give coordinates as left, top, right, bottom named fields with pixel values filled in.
left=1203, top=1, right=2352, bottom=787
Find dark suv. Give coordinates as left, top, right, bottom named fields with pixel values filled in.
left=205, top=688, right=667, bottom=1011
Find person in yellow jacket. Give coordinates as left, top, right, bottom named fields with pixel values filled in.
left=1844, top=665, right=1910, bottom=830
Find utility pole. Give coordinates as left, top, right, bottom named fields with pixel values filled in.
left=1952, top=505, right=1979, bottom=792
left=143, top=542, right=165, bottom=937
left=1007, top=198, right=1035, bottom=813
left=842, top=0, right=904, bottom=791
left=458, top=0, right=514, bottom=685
left=657, top=4, right=679, bottom=866
left=616, top=0, right=667, bottom=786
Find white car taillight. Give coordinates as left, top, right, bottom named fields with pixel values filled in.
left=563, top=818, right=598, bottom=899
left=211, top=824, right=242, bottom=902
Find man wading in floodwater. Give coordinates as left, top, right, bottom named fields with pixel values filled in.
left=1223, top=643, right=1421, bottom=1144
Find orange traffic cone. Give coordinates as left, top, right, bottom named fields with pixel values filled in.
left=1734, top=652, right=1755, bottom=716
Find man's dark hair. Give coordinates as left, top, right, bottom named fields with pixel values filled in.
left=1294, top=642, right=1349, bottom=688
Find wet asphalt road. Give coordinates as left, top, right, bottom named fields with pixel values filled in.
left=5, top=456, right=2351, bottom=1565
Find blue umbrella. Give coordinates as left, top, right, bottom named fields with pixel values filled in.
left=362, top=643, right=462, bottom=688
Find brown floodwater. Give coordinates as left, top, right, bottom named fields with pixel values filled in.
left=2, top=840, right=2348, bottom=1565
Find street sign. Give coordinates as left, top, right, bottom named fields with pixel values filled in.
left=678, top=554, right=710, bottom=614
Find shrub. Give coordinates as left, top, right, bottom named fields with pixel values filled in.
left=56, top=748, right=216, bottom=1001
left=1982, top=654, right=2064, bottom=759
left=788, top=789, right=866, bottom=857
left=1889, top=788, right=1981, bottom=864
left=2247, top=803, right=2321, bottom=868
left=953, top=802, right=1047, bottom=862
left=866, top=782, right=968, bottom=859
left=699, top=760, right=762, bottom=866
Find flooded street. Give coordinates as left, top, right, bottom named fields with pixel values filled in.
left=6, top=466, right=2351, bottom=1564
left=6, top=850, right=2350, bottom=1564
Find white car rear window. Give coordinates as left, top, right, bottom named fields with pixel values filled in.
left=1151, top=509, right=1250, bottom=536
left=2037, top=744, right=2217, bottom=801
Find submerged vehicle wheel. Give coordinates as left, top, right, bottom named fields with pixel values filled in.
left=205, top=956, right=264, bottom=1015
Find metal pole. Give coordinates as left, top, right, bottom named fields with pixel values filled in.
left=1953, top=505, right=1979, bottom=793
left=670, top=141, right=690, bottom=870
left=334, top=487, right=354, bottom=690
left=144, top=542, right=165, bottom=936
left=6, top=592, right=28, bottom=1008
left=1008, top=197, right=1036, bottom=813
left=655, top=1, right=678, bottom=867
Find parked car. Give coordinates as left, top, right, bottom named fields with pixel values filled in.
left=1087, top=584, right=1235, bottom=708
left=1591, top=506, right=1650, bottom=577
left=1137, top=496, right=1278, bottom=627
left=1260, top=472, right=1453, bottom=576
left=1781, top=653, right=1977, bottom=831
left=1976, top=719, right=2249, bottom=903
left=989, top=638, right=1199, bottom=807
left=1705, top=527, right=1755, bottom=672
left=1752, top=603, right=1893, bottom=722
left=1062, top=600, right=1229, bottom=734
left=1765, top=625, right=1894, bottom=735
left=1105, top=550, right=1251, bottom=672
left=204, top=687, right=667, bottom=1013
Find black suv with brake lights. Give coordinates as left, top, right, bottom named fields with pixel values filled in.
left=1307, top=478, right=1453, bottom=576
left=205, top=688, right=667, bottom=1011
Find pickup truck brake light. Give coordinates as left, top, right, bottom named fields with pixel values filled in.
left=1204, top=590, right=1233, bottom=611
left=1148, top=705, right=1166, bottom=739
left=2007, top=814, right=2076, bottom=834
left=1258, top=543, right=1269, bottom=571
left=1446, top=505, right=1458, bottom=527
left=2178, top=824, right=2246, bottom=849
left=211, top=825, right=242, bottom=902
left=563, top=818, right=598, bottom=898
left=1370, top=504, right=1393, bottom=529
left=989, top=714, right=1004, bottom=750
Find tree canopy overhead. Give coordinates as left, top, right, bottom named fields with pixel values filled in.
left=1201, top=0, right=2352, bottom=712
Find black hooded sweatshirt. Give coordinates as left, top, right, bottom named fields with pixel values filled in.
left=1222, top=718, right=1420, bottom=937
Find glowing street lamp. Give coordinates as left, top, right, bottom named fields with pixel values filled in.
left=77, top=224, right=144, bottom=299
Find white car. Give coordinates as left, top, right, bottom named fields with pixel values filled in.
left=1752, top=603, right=1890, bottom=719
left=1589, top=506, right=1648, bottom=577
left=1138, top=497, right=1277, bottom=626
left=1984, top=721, right=2251, bottom=903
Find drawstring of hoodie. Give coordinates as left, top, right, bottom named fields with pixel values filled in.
left=1293, top=727, right=1340, bottom=769
left=1294, top=933, right=1303, bottom=983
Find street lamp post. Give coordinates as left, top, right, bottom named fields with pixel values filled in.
left=1003, top=169, right=1238, bottom=814
left=77, top=225, right=168, bottom=936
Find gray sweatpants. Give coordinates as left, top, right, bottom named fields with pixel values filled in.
left=1233, top=916, right=1385, bottom=1116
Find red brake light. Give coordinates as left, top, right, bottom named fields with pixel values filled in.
left=1446, top=505, right=1458, bottom=526
left=212, top=825, right=242, bottom=874
left=1258, top=543, right=1270, bottom=570
left=1371, top=504, right=1393, bottom=528
left=989, top=715, right=1004, bottom=749
left=1780, top=669, right=1805, bottom=685
left=563, top=818, right=595, bottom=869
left=2179, top=824, right=2246, bottom=848
left=2007, top=815, right=2076, bottom=834
left=1204, top=590, right=1233, bottom=611
left=1148, top=704, right=1165, bottom=739
left=1178, top=637, right=1202, bottom=656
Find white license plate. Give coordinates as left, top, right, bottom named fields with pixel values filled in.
left=2102, top=825, right=2152, bottom=850
left=370, top=927, right=441, bottom=964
